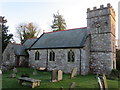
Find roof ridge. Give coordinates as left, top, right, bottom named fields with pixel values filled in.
left=45, top=27, right=87, bottom=34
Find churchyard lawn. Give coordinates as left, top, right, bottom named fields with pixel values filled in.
left=2, top=67, right=119, bottom=89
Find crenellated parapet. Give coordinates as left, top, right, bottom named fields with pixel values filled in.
left=87, top=3, right=115, bottom=21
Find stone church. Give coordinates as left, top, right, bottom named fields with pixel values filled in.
left=2, top=3, right=116, bottom=75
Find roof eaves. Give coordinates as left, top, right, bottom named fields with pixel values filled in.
left=28, top=46, right=85, bottom=50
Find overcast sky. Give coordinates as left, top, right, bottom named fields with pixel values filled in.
left=0, top=0, right=119, bottom=43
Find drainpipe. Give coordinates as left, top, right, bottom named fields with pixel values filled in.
left=79, top=49, right=81, bottom=75
left=46, top=49, right=48, bottom=70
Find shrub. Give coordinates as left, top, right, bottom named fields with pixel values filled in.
left=116, top=49, right=120, bottom=70
left=108, top=69, right=120, bottom=80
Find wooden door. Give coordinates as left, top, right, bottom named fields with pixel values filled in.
left=15, top=56, right=20, bottom=67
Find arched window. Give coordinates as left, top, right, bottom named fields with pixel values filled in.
left=35, top=51, right=39, bottom=60
left=49, top=51, right=55, bottom=61
left=113, top=60, right=115, bottom=69
left=68, top=50, right=75, bottom=62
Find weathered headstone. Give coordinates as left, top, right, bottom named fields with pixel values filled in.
left=51, top=69, right=57, bottom=82
left=58, top=70, right=63, bottom=81
left=70, top=68, right=77, bottom=78
left=33, top=69, right=37, bottom=75
left=11, top=67, right=17, bottom=78
left=0, top=70, right=2, bottom=75
left=11, top=73, right=16, bottom=78
left=97, top=77, right=103, bottom=90
left=102, top=74, right=108, bottom=90
left=13, top=67, right=17, bottom=74
left=69, top=82, right=76, bottom=90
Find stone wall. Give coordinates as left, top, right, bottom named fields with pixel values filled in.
left=19, top=56, right=29, bottom=67
left=81, top=37, right=90, bottom=75
left=90, top=52, right=113, bottom=74
left=28, top=49, right=47, bottom=68
left=90, top=34, right=112, bottom=51
left=47, top=49, right=81, bottom=74
left=2, top=43, right=16, bottom=71
left=28, top=47, right=90, bottom=75
left=2, top=43, right=29, bottom=71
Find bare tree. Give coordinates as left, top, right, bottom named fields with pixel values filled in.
left=16, top=22, right=40, bottom=43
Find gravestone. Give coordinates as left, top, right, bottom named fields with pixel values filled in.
left=69, top=82, right=76, bottom=90
left=11, top=73, right=16, bottom=78
left=70, top=68, right=77, bottom=78
left=102, top=74, right=108, bottom=90
left=51, top=69, right=57, bottom=82
left=13, top=67, right=17, bottom=74
left=0, top=70, right=2, bottom=75
left=33, top=68, right=37, bottom=75
left=11, top=67, right=17, bottom=78
left=97, top=77, right=103, bottom=90
left=58, top=70, right=63, bottom=81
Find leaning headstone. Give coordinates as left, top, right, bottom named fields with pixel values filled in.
left=102, top=74, right=108, bottom=90
left=69, top=82, right=76, bottom=90
left=51, top=69, right=57, bottom=82
left=97, top=77, right=103, bottom=90
left=58, top=70, right=63, bottom=81
left=70, top=68, right=77, bottom=79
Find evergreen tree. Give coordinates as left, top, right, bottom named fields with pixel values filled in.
left=51, top=11, right=67, bottom=31
left=1, top=16, right=13, bottom=52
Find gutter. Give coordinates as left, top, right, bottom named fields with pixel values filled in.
left=79, top=49, right=81, bottom=75
left=27, top=46, right=85, bottom=50
left=46, top=49, right=48, bottom=70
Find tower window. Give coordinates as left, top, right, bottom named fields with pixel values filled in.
left=35, top=51, right=40, bottom=60
left=49, top=51, right=55, bottom=61
left=113, top=60, right=115, bottom=69
left=68, top=50, right=75, bottom=62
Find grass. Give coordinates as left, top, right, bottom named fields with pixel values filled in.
left=2, top=67, right=119, bottom=89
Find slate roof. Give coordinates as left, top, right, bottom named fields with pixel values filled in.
left=12, top=38, right=37, bottom=56
left=30, top=27, right=88, bottom=49
left=23, top=38, right=37, bottom=48
left=13, top=44, right=28, bottom=56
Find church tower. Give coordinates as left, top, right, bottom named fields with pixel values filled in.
left=87, top=3, right=116, bottom=74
